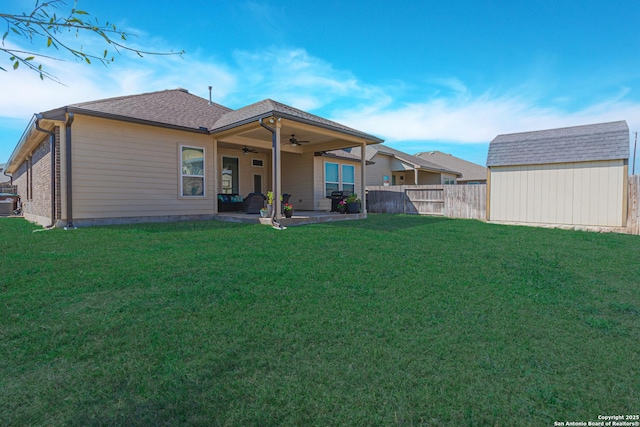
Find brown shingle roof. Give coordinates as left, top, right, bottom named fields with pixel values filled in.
left=212, top=99, right=383, bottom=142
left=64, top=88, right=232, bottom=130
left=415, top=151, right=487, bottom=182
left=346, top=145, right=461, bottom=176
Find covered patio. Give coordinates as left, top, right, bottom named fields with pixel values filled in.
left=210, top=99, right=383, bottom=224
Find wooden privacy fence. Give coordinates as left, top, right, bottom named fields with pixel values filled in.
left=628, top=175, right=639, bottom=235
left=367, top=185, right=487, bottom=220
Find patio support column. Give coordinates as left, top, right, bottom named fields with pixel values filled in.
left=414, top=168, right=419, bottom=185
left=360, top=141, right=367, bottom=214
left=274, top=120, right=282, bottom=221
left=213, top=138, right=218, bottom=214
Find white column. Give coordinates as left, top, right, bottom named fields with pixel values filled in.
left=361, top=141, right=367, bottom=214
left=213, top=138, right=218, bottom=214
left=275, top=121, right=282, bottom=220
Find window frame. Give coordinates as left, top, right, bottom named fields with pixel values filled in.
left=324, top=161, right=340, bottom=197
left=179, top=145, right=206, bottom=198
left=341, top=164, right=355, bottom=194
left=221, top=155, right=240, bottom=194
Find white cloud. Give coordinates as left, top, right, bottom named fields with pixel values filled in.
left=334, top=91, right=640, bottom=144
left=3, top=39, right=639, bottom=165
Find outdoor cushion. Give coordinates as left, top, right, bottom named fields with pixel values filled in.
left=218, top=193, right=244, bottom=212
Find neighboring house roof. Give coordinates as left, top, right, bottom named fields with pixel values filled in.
left=487, top=121, right=630, bottom=167
left=317, top=149, right=375, bottom=164
left=414, top=151, right=487, bottom=182
left=0, top=163, right=9, bottom=183
left=344, top=144, right=461, bottom=176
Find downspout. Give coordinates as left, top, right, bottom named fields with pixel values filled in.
left=259, top=117, right=284, bottom=229
left=34, top=114, right=56, bottom=227
left=65, top=112, right=75, bottom=229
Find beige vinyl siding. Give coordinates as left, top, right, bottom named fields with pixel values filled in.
left=417, top=171, right=441, bottom=185
left=390, top=158, right=413, bottom=171
left=313, top=156, right=362, bottom=210
left=216, top=148, right=270, bottom=195
left=441, top=173, right=457, bottom=185
left=281, top=152, right=314, bottom=210
left=366, top=154, right=393, bottom=186
left=71, top=116, right=214, bottom=220
left=489, top=160, right=625, bottom=227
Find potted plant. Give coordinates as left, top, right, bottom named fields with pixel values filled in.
left=259, top=208, right=268, bottom=218
left=266, top=191, right=274, bottom=216
left=337, top=199, right=347, bottom=214
left=283, top=202, right=293, bottom=218
left=345, top=193, right=361, bottom=213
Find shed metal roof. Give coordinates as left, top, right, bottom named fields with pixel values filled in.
left=486, top=121, right=629, bottom=167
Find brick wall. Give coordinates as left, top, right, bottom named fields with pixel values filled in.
left=13, top=128, right=61, bottom=225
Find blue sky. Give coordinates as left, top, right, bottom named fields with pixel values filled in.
left=2, top=0, right=639, bottom=168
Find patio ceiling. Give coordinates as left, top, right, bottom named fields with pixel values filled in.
left=213, top=117, right=373, bottom=154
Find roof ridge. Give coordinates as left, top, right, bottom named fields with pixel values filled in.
left=495, top=120, right=628, bottom=139
left=71, top=88, right=181, bottom=107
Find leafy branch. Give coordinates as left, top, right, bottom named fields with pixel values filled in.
left=1, top=0, right=184, bottom=83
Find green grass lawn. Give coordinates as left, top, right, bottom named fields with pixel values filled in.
left=1, top=215, right=639, bottom=426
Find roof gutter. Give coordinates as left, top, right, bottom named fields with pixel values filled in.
left=4, top=115, right=37, bottom=174
left=64, top=107, right=211, bottom=135
left=34, top=114, right=57, bottom=227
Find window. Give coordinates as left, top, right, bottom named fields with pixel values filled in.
left=222, top=156, right=239, bottom=194
left=181, top=146, right=205, bottom=197
left=325, top=162, right=339, bottom=197
left=342, top=164, right=355, bottom=194
left=252, top=159, right=264, bottom=167
left=325, top=162, right=357, bottom=196
left=443, top=177, right=456, bottom=185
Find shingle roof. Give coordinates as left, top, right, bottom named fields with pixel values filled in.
left=211, top=99, right=383, bottom=142
left=65, top=89, right=232, bottom=130
left=415, top=151, right=487, bottom=182
left=487, top=121, right=629, bottom=167
left=345, top=145, right=461, bottom=176
left=43, top=90, right=382, bottom=143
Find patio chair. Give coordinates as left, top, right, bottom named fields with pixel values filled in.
left=243, top=192, right=266, bottom=214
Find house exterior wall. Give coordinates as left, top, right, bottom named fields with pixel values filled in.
left=489, top=160, right=626, bottom=227
left=216, top=147, right=270, bottom=195
left=281, top=151, right=314, bottom=210
left=441, top=173, right=457, bottom=185
left=313, top=156, right=362, bottom=211
left=12, top=133, right=54, bottom=226
left=417, top=171, right=441, bottom=185
left=70, top=116, right=215, bottom=224
left=366, top=153, right=393, bottom=186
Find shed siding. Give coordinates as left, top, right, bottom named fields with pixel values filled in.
left=71, top=116, right=214, bottom=220
left=489, top=160, right=625, bottom=226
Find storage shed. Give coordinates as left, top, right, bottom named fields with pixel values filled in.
left=487, top=121, right=630, bottom=227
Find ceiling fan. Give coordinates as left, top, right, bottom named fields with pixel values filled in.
left=242, top=146, right=258, bottom=154
left=288, top=135, right=310, bottom=147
